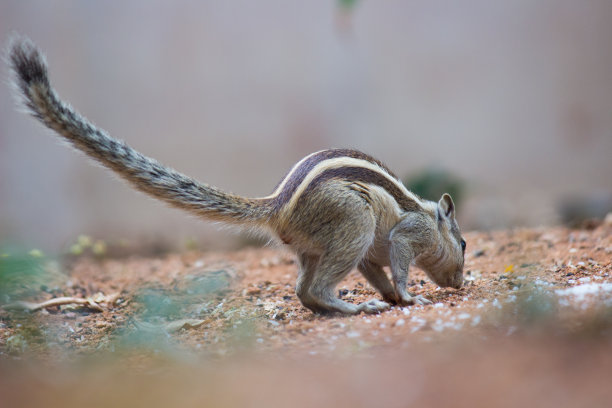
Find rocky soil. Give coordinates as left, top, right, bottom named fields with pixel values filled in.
left=1, top=221, right=611, bottom=407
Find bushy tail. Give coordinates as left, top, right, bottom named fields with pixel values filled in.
left=7, top=36, right=272, bottom=225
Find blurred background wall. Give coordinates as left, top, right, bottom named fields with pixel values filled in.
left=1, top=1, right=611, bottom=253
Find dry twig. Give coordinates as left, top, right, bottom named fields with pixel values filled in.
left=4, top=296, right=112, bottom=312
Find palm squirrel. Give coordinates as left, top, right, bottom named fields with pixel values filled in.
left=7, top=37, right=465, bottom=315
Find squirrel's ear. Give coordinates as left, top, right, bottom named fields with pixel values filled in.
left=438, top=193, right=455, bottom=219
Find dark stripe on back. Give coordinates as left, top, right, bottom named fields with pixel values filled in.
left=296, top=166, right=420, bottom=212
left=271, top=149, right=398, bottom=210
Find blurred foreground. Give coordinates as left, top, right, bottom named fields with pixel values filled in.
left=1, top=221, right=611, bottom=407
left=2, top=336, right=611, bottom=408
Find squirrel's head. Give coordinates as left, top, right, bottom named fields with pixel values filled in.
left=416, top=193, right=465, bottom=289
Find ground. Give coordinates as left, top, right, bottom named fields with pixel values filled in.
left=1, top=221, right=611, bottom=407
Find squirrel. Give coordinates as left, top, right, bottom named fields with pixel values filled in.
left=7, top=36, right=466, bottom=315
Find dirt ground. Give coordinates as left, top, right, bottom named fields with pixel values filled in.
left=1, top=220, right=612, bottom=407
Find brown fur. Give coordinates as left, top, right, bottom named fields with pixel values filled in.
left=7, top=36, right=466, bottom=315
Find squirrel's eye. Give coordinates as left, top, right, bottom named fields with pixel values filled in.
left=460, top=239, right=466, bottom=252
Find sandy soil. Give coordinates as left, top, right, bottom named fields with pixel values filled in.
left=1, top=221, right=611, bottom=407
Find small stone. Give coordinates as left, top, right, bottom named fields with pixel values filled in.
left=273, top=310, right=287, bottom=320
left=472, top=249, right=486, bottom=257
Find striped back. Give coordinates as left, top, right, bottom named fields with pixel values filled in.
left=265, top=149, right=423, bottom=213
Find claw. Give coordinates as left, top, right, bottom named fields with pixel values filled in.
left=398, top=293, right=432, bottom=306
left=414, top=295, right=432, bottom=305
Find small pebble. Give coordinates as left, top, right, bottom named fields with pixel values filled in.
left=472, top=249, right=485, bottom=257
